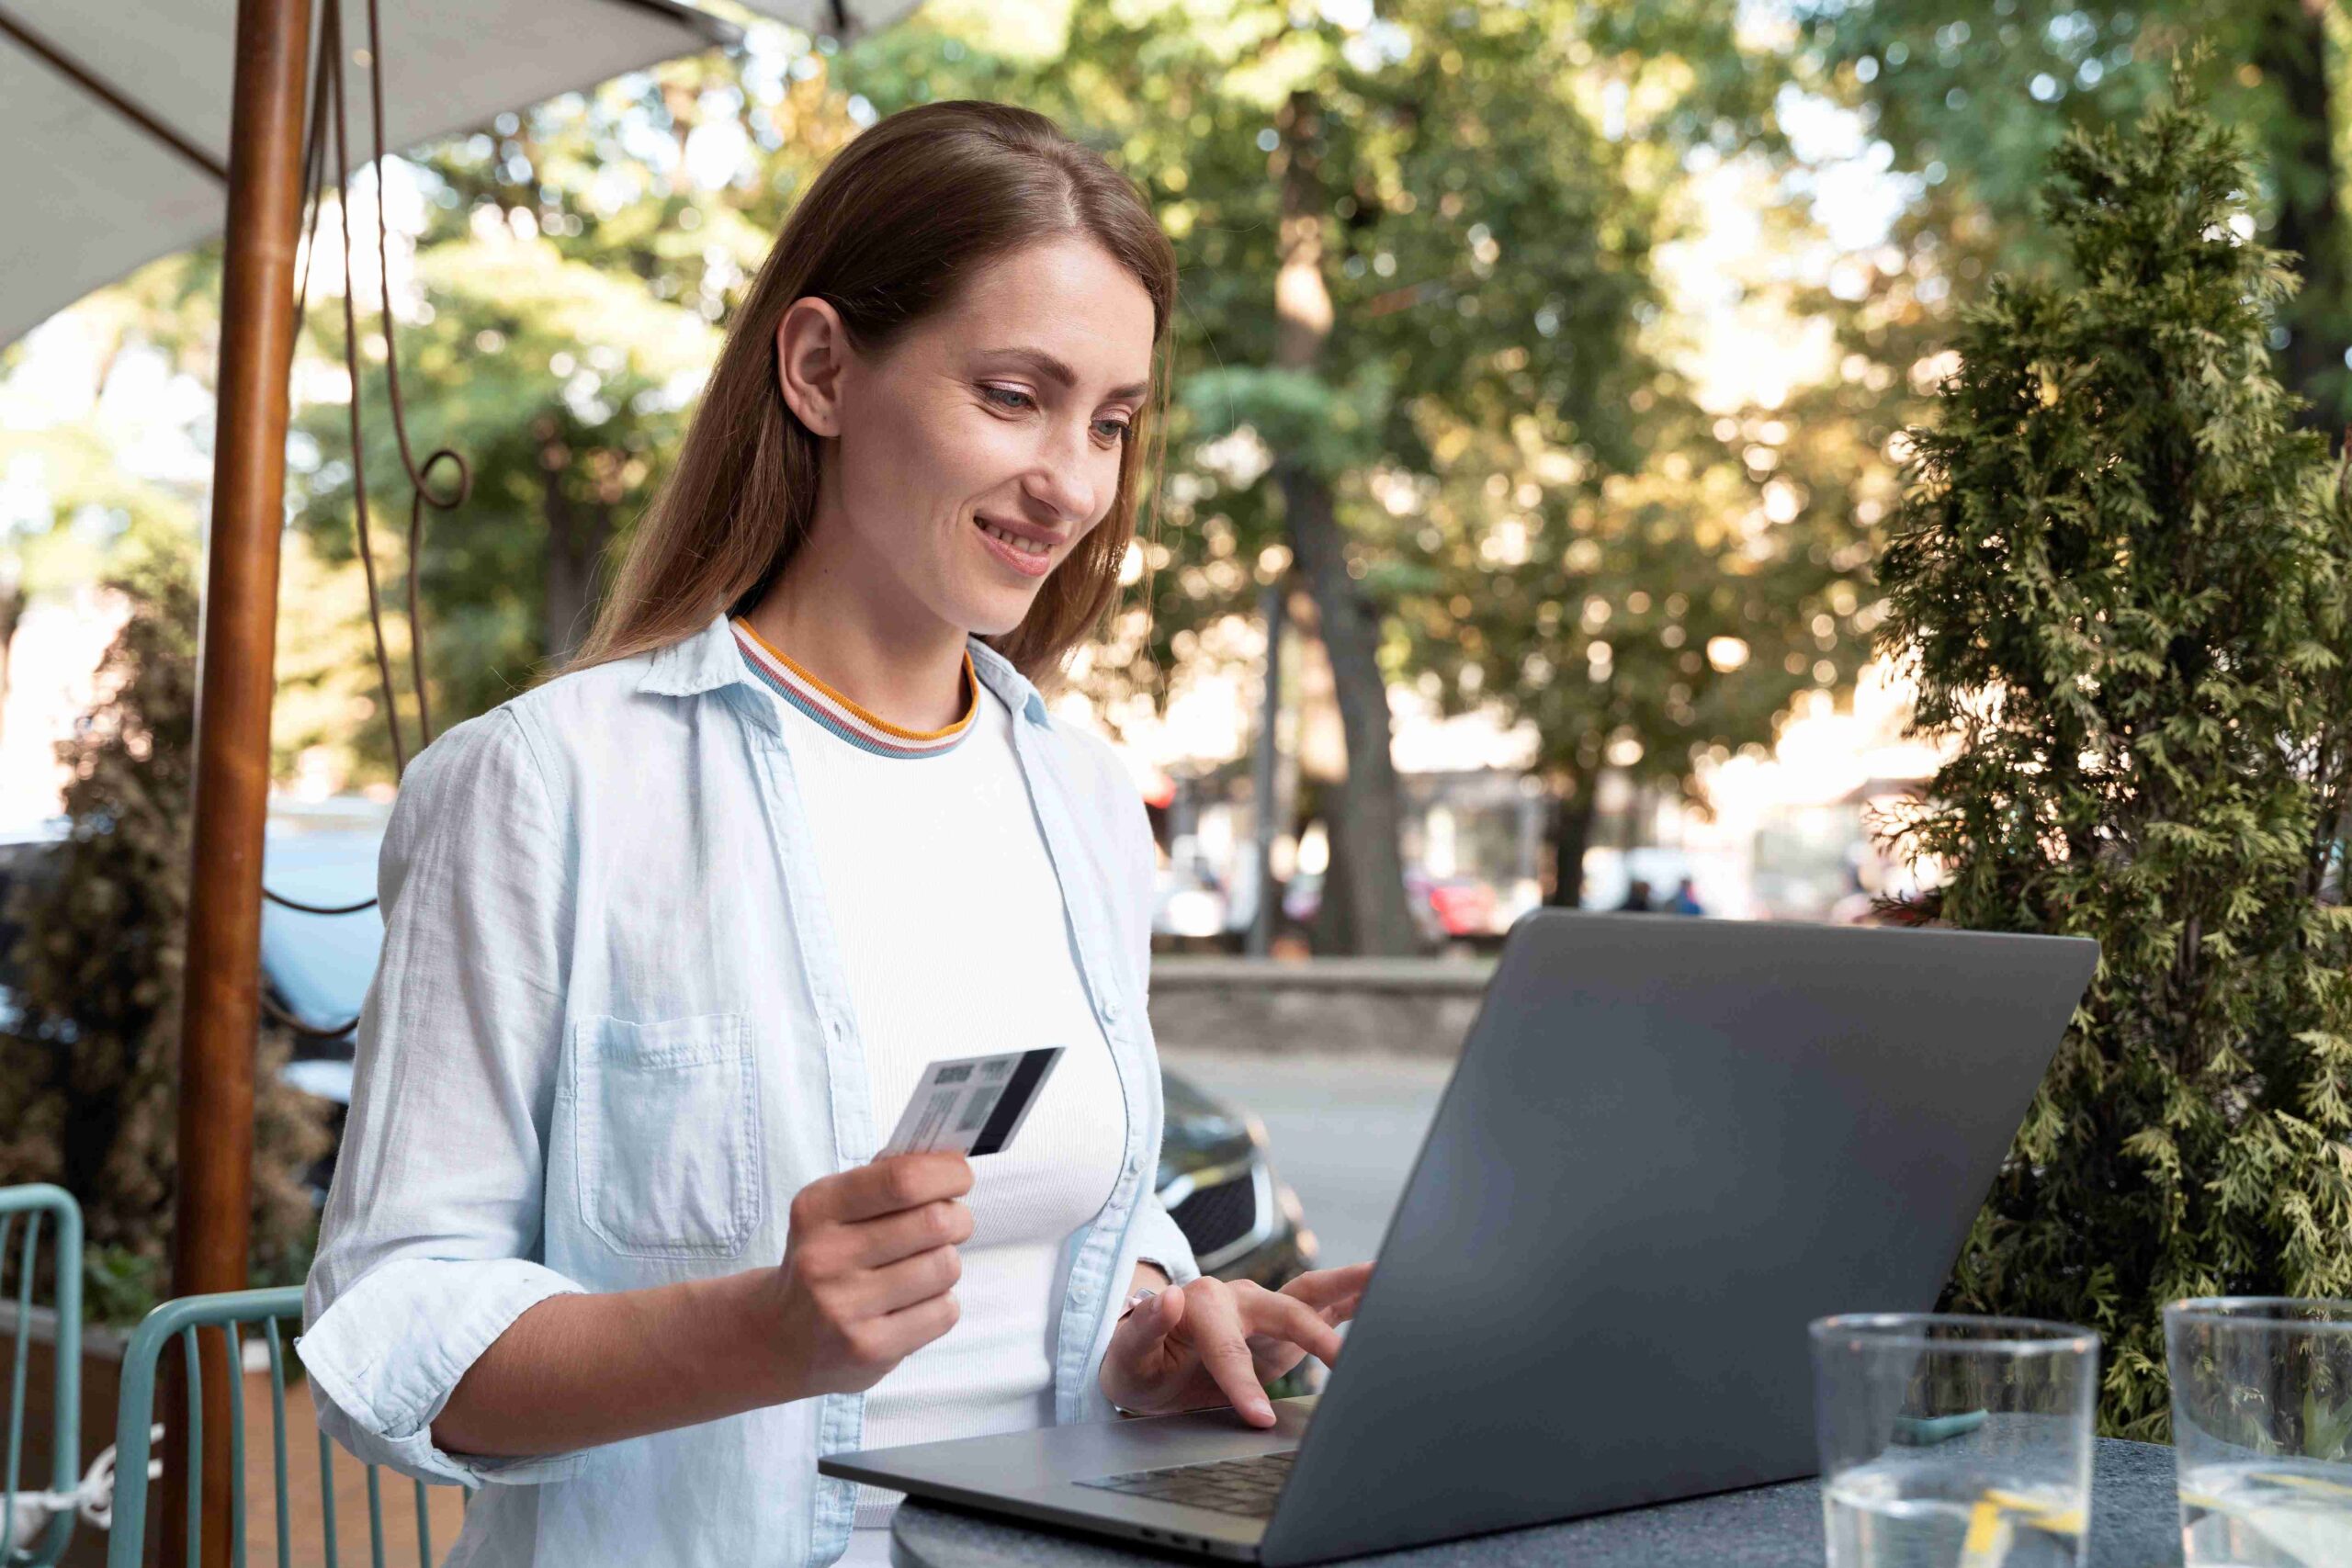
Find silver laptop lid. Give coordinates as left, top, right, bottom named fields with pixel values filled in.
left=1257, top=911, right=2097, bottom=1565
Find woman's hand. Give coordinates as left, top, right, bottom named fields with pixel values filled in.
left=1098, top=1262, right=1374, bottom=1426
left=762, top=1151, right=975, bottom=1400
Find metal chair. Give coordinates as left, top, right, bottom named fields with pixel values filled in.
left=106, top=1286, right=464, bottom=1568
left=2, top=1183, right=82, bottom=1568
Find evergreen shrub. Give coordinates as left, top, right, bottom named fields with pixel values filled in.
left=1880, top=80, right=2352, bottom=1438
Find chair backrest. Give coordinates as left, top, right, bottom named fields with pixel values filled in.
left=2, top=1183, right=82, bottom=1568
left=107, top=1286, right=464, bottom=1568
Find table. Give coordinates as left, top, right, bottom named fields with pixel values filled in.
left=889, top=1437, right=2182, bottom=1566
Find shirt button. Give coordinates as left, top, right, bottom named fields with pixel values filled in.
left=1100, top=995, right=1122, bottom=1022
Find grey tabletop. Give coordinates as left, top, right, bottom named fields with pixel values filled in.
left=888, top=1437, right=2182, bottom=1567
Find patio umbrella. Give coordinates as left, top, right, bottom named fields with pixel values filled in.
left=0, top=1, right=747, bottom=349
left=754, top=0, right=929, bottom=41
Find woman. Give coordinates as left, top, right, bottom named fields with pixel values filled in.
left=300, top=99, right=1371, bottom=1567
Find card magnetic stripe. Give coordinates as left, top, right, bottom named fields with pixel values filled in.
left=967, top=1047, right=1063, bottom=1156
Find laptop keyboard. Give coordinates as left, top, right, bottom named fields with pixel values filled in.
left=1076, top=1450, right=1297, bottom=1518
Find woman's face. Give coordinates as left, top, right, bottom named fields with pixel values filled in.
left=778, top=237, right=1158, bottom=641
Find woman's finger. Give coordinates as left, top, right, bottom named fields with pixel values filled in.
left=1108, top=1278, right=1182, bottom=1371
left=1101, top=1284, right=1191, bottom=1415
left=1237, top=1281, right=1347, bottom=1367
left=1278, top=1262, right=1374, bottom=1313
left=853, top=1243, right=962, bottom=1315
left=1177, top=1280, right=1275, bottom=1427
left=809, top=1153, right=972, bottom=1225
left=842, top=1197, right=975, bottom=1269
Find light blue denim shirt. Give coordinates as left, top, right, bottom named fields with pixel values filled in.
left=299, top=611, right=1201, bottom=1567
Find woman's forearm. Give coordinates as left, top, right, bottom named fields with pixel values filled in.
left=431, top=1269, right=793, bottom=1458
left=438, top=1253, right=1161, bottom=1456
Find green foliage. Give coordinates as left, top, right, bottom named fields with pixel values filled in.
left=0, top=559, right=332, bottom=1325
left=1878, top=86, right=2352, bottom=1437
left=289, top=236, right=718, bottom=761
left=1799, top=1, right=2352, bottom=421
left=1404, top=399, right=1866, bottom=858
left=1180, top=364, right=1396, bottom=486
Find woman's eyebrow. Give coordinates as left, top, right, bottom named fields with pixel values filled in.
left=978, top=346, right=1150, bottom=403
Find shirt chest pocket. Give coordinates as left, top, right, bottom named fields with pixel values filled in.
left=571, top=1011, right=763, bottom=1258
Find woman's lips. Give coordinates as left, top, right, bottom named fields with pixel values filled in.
left=976, top=516, right=1057, bottom=579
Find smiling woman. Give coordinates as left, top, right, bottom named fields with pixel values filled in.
left=295, top=99, right=1369, bottom=1568
left=732, top=233, right=1163, bottom=722
left=572, top=99, right=1177, bottom=693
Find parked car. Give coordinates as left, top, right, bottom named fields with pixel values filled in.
left=0, top=810, right=1316, bottom=1290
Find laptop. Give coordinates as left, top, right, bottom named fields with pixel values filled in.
left=820, top=911, right=2098, bottom=1564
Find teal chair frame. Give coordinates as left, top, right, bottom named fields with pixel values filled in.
left=107, top=1286, right=460, bottom=1568
left=2, top=1184, right=82, bottom=1568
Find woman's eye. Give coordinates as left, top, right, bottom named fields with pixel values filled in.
left=983, top=386, right=1127, bottom=445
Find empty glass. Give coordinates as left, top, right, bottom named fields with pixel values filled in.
left=2165, top=1297, right=2352, bottom=1568
left=1811, top=1314, right=2099, bottom=1568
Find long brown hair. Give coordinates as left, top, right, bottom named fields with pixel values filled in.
left=571, top=100, right=1175, bottom=686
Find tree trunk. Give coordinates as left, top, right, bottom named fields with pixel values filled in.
left=2257, top=0, right=2346, bottom=425
left=1272, top=87, right=1421, bottom=956
left=1309, top=800, right=1359, bottom=954
left=1545, top=773, right=1598, bottom=908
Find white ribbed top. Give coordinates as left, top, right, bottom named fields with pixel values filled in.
left=756, top=671, right=1128, bottom=1530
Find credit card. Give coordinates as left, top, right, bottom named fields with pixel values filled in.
left=876, top=1047, right=1065, bottom=1159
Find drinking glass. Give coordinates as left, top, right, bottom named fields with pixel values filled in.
left=1811, top=1314, right=2098, bottom=1568
left=2165, top=1296, right=2352, bottom=1568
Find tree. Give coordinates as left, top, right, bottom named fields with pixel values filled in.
left=1405, top=400, right=1867, bottom=907
left=1878, top=86, right=2352, bottom=1436
left=0, top=559, right=331, bottom=1322
left=1798, top=2, right=2352, bottom=424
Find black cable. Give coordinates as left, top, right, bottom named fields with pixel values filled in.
left=260, top=992, right=360, bottom=1043
left=262, top=887, right=377, bottom=917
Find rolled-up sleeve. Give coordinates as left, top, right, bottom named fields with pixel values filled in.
left=298, top=707, right=587, bottom=1487
left=1133, top=1190, right=1203, bottom=1288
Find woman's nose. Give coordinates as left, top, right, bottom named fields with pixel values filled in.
left=1022, top=423, right=1102, bottom=523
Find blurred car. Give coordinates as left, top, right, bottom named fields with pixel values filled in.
left=1413, top=873, right=1497, bottom=940
left=1279, top=863, right=1520, bottom=946
left=1152, top=853, right=1278, bottom=950
left=1150, top=859, right=1229, bottom=943
left=0, top=808, right=1316, bottom=1290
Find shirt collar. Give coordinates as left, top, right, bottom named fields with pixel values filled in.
left=639, top=611, right=1052, bottom=728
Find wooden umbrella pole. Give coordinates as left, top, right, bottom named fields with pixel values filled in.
left=164, top=0, right=311, bottom=1560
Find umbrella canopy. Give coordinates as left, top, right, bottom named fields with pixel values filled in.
left=0, top=0, right=742, bottom=349
left=747, top=0, right=927, bottom=39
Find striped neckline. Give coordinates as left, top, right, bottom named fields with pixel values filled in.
left=730, top=616, right=978, bottom=760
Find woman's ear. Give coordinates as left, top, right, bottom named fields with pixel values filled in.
left=775, top=298, right=851, bottom=437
